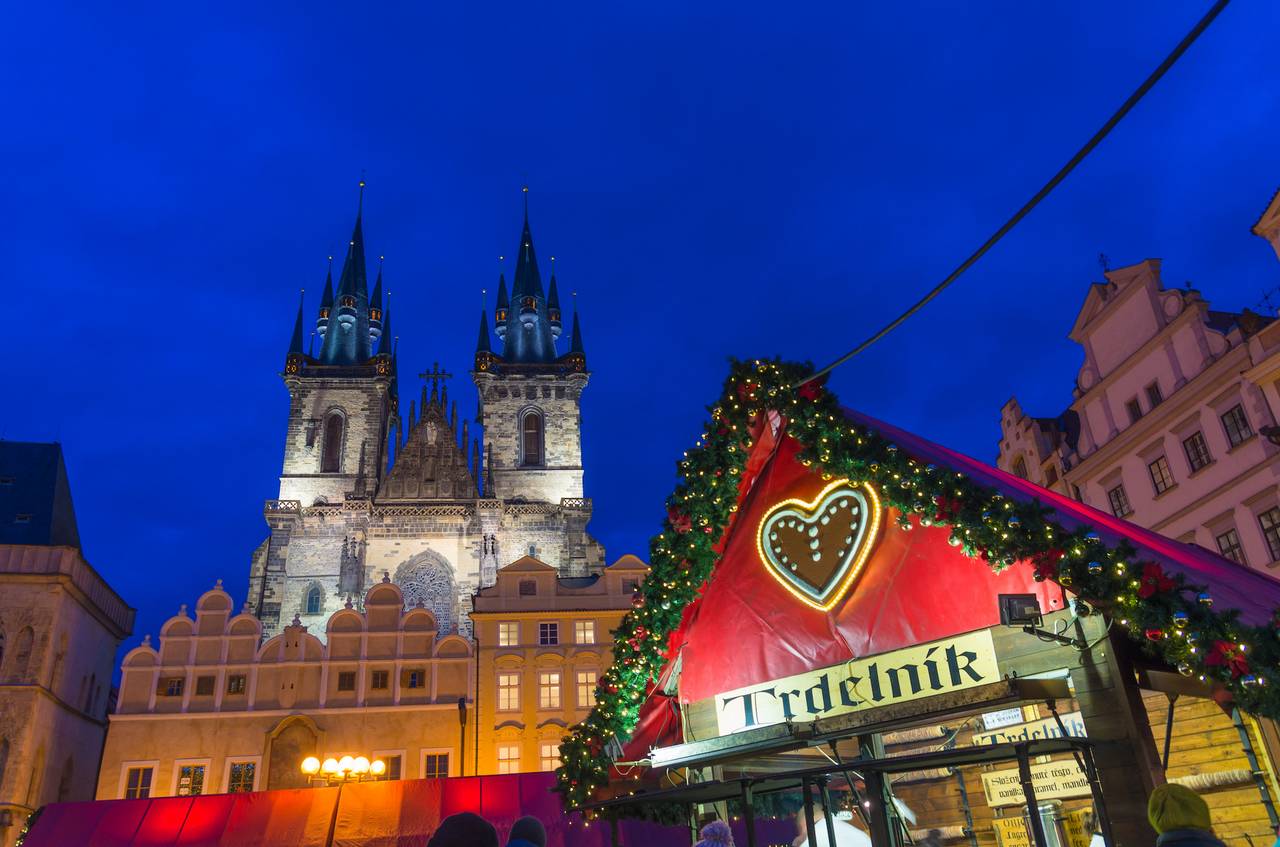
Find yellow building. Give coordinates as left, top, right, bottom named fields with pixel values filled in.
left=470, top=554, right=647, bottom=776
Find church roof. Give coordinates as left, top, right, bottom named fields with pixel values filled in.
left=0, top=442, right=81, bottom=548
left=499, top=555, right=556, bottom=572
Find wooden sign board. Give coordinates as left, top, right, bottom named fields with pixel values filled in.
left=992, top=817, right=1033, bottom=847
left=972, top=710, right=1087, bottom=745
left=981, top=759, right=1092, bottom=807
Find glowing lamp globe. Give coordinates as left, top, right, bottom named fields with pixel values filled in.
left=300, top=757, right=321, bottom=775
left=321, top=758, right=339, bottom=775
left=353, top=757, right=370, bottom=774
left=371, top=760, right=386, bottom=776
left=338, top=756, right=355, bottom=773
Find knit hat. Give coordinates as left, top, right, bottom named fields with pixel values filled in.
left=696, top=820, right=735, bottom=846
left=428, top=812, right=500, bottom=847
left=1148, top=784, right=1212, bottom=834
left=509, top=815, right=547, bottom=847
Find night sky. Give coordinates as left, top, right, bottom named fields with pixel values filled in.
left=4, top=2, right=1278, bottom=652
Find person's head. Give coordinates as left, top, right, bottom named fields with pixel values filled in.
left=428, top=812, right=499, bottom=847
left=508, top=815, right=547, bottom=847
left=697, top=819, right=734, bottom=846
left=1148, top=784, right=1212, bottom=834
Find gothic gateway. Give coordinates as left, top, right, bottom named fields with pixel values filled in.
left=247, top=192, right=603, bottom=638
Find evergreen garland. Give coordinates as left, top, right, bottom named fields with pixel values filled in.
left=556, top=358, right=1280, bottom=814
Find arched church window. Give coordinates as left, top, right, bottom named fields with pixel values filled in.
left=395, top=554, right=457, bottom=635
left=304, top=586, right=322, bottom=616
left=321, top=414, right=344, bottom=473
left=521, top=411, right=544, bottom=467
left=12, top=627, right=33, bottom=682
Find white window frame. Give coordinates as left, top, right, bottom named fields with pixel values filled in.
left=372, top=748, right=407, bottom=780
left=419, top=747, right=453, bottom=779
left=538, top=621, right=559, bottom=646
left=497, top=671, right=521, bottom=712
left=574, top=620, right=595, bottom=645
left=171, top=757, right=212, bottom=797
left=222, top=755, right=262, bottom=794
left=496, top=743, right=521, bottom=774
left=539, top=741, right=561, bottom=772
left=119, top=760, right=160, bottom=799
left=497, top=622, right=519, bottom=647
left=538, top=670, right=562, bottom=710
left=576, top=669, right=598, bottom=708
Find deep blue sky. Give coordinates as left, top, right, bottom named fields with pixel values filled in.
left=4, top=2, right=1278, bottom=651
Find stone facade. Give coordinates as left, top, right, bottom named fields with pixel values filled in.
left=996, top=219, right=1280, bottom=570
left=470, top=554, right=647, bottom=776
left=0, top=546, right=133, bottom=847
left=99, top=580, right=472, bottom=799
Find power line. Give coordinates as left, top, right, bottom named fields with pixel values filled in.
left=800, top=0, right=1232, bottom=387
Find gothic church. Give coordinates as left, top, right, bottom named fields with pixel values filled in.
left=247, top=190, right=603, bottom=638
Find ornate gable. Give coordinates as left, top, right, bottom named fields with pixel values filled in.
left=378, top=401, right=477, bottom=501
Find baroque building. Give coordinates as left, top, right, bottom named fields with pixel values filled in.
left=0, top=443, right=133, bottom=847
left=997, top=192, right=1280, bottom=570
left=248, top=190, right=603, bottom=640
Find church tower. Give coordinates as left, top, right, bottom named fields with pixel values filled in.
left=473, top=192, right=588, bottom=505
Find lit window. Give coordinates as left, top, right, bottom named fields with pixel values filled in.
left=227, top=762, right=256, bottom=793
left=538, top=623, right=559, bottom=646
left=540, top=742, right=561, bottom=772
left=124, top=766, right=153, bottom=799
left=576, top=670, right=597, bottom=707
left=622, top=579, right=639, bottom=595
left=1107, top=484, right=1132, bottom=518
left=1258, top=507, right=1280, bottom=562
left=226, top=675, right=246, bottom=695
left=498, top=622, right=519, bottom=647
left=1183, top=431, right=1212, bottom=472
left=1215, top=529, right=1246, bottom=565
left=574, top=620, right=595, bottom=644
left=422, top=753, right=448, bottom=779
left=403, top=669, right=425, bottom=689
left=176, top=764, right=206, bottom=796
left=195, top=676, right=215, bottom=697
left=370, top=670, right=389, bottom=690
left=1222, top=405, right=1253, bottom=448
left=160, top=678, right=184, bottom=697
left=521, top=412, right=544, bottom=467
left=337, top=671, right=356, bottom=692
left=497, top=744, right=520, bottom=775
left=538, top=671, right=561, bottom=709
left=497, top=672, right=520, bottom=711
left=1145, top=382, right=1163, bottom=408
left=1148, top=456, right=1174, bottom=495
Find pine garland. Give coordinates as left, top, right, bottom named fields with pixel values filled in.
left=556, top=358, right=1280, bottom=813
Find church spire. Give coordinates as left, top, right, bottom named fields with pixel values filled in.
left=476, top=308, right=491, bottom=353
left=288, top=289, right=306, bottom=354
left=369, top=257, right=384, bottom=343
left=316, top=258, right=334, bottom=338
left=494, top=268, right=509, bottom=340
left=569, top=306, right=585, bottom=356
left=547, top=257, right=562, bottom=339
left=496, top=188, right=557, bottom=363
left=377, top=291, right=393, bottom=356
left=319, top=181, right=374, bottom=364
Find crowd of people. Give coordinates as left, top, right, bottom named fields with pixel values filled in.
left=425, top=813, right=547, bottom=847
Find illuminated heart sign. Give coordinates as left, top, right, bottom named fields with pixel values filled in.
left=756, top=479, right=882, bottom=611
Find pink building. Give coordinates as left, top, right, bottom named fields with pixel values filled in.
left=997, top=194, right=1280, bottom=571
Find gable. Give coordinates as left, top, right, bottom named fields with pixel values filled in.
left=378, top=401, right=476, bottom=501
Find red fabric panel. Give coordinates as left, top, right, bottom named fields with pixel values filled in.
left=20, top=799, right=117, bottom=847
left=218, top=786, right=339, bottom=847
left=131, top=796, right=193, bottom=846
left=677, top=434, right=1060, bottom=704
left=173, top=793, right=236, bottom=846
left=619, top=689, right=682, bottom=762
left=332, top=778, right=442, bottom=847
left=849, top=409, right=1280, bottom=627
left=88, top=798, right=152, bottom=846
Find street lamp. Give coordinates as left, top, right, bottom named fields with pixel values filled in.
left=301, top=754, right=387, bottom=785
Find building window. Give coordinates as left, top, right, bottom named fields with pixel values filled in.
left=195, top=676, right=215, bottom=697
left=370, top=670, right=389, bottom=690
left=1145, top=382, right=1163, bottom=408
left=1183, top=431, right=1212, bottom=472
left=1125, top=398, right=1143, bottom=424
left=540, top=742, right=561, bottom=772
left=1012, top=457, right=1028, bottom=479
left=383, top=755, right=402, bottom=780
left=538, top=671, right=561, bottom=709
left=159, top=677, right=185, bottom=697
left=1215, top=529, right=1246, bottom=565
left=577, top=670, right=597, bottom=707
left=1071, top=484, right=1083, bottom=502
left=1107, top=484, right=1132, bottom=518
left=304, top=586, right=322, bottom=616
left=539, top=622, right=559, bottom=646
left=574, top=620, right=595, bottom=644
left=498, top=622, right=519, bottom=646
left=519, top=580, right=536, bottom=596
left=337, top=671, right=356, bottom=692
left=124, top=766, right=153, bottom=799
left=497, top=744, right=520, bottom=774
left=227, top=762, right=256, bottom=793
left=226, top=674, right=246, bottom=695
left=321, top=413, right=344, bottom=473
left=402, top=669, right=425, bottom=689
left=1258, top=507, right=1280, bottom=562
left=422, top=753, right=448, bottom=779
left=521, top=411, right=544, bottom=467
left=1222, top=404, right=1253, bottom=448
left=14, top=513, right=31, bottom=524
left=176, top=764, right=206, bottom=796
left=1148, top=456, right=1175, bottom=495
left=497, top=672, right=520, bottom=711
left=622, top=579, right=640, bottom=595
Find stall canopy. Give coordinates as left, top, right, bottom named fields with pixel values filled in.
left=22, top=774, right=692, bottom=847
left=621, top=406, right=1280, bottom=760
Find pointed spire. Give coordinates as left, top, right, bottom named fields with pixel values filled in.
left=316, top=258, right=334, bottom=337
left=369, top=257, right=385, bottom=343
left=472, top=439, right=482, bottom=497
left=570, top=305, right=585, bottom=355
left=377, top=292, right=393, bottom=356
left=547, top=259, right=562, bottom=340
left=320, top=180, right=373, bottom=364
left=450, top=401, right=457, bottom=433
left=421, top=382, right=428, bottom=414
left=308, top=330, right=316, bottom=357
left=441, top=383, right=449, bottom=412
left=476, top=309, right=492, bottom=353
left=288, top=289, right=306, bottom=354
left=408, top=400, right=416, bottom=432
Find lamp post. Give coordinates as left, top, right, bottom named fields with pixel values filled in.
left=301, top=754, right=386, bottom=786
left=458, top=696, right=468, bottom=776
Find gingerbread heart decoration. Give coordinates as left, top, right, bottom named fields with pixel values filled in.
left=756, top=479, right=882, bottom=611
